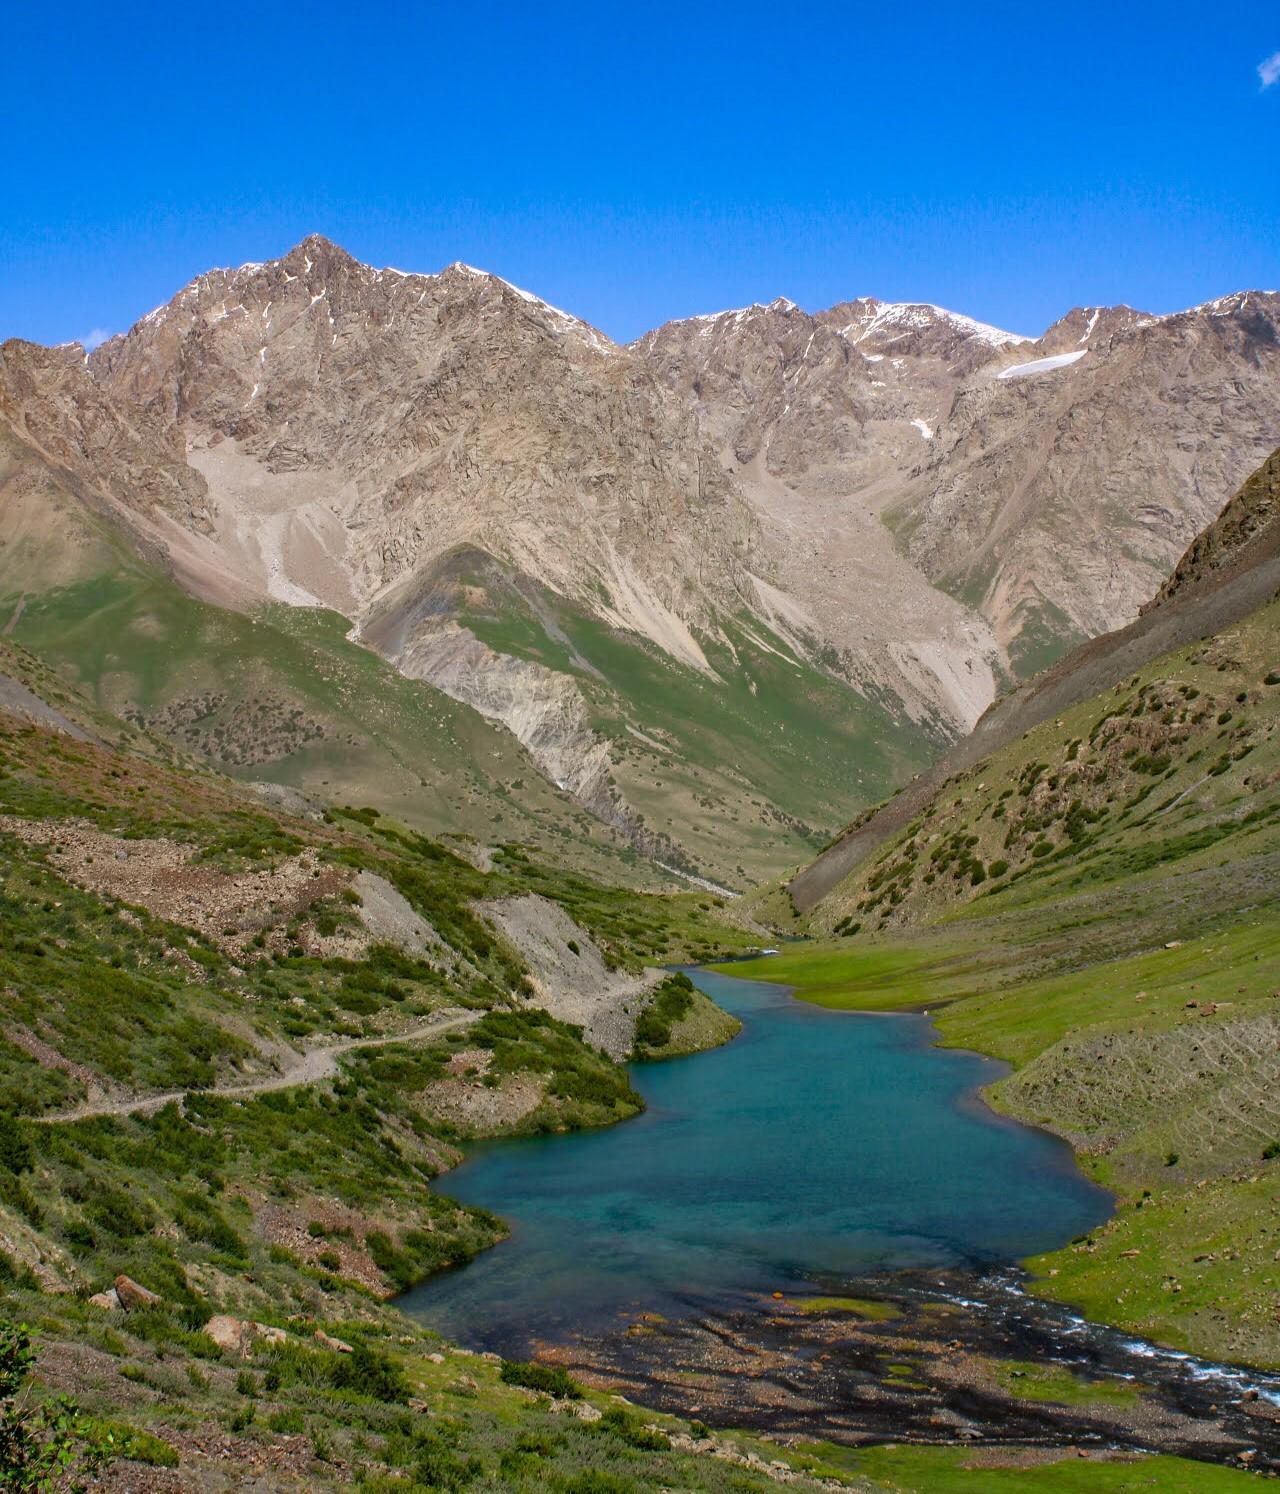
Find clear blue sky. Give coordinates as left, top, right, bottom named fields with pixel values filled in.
left=4, top=0, right=1277, bottom=348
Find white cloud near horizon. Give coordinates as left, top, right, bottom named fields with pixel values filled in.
left=1260, top=50, right=1280, bottom=87
left=80, top=328, right=114, bottom=351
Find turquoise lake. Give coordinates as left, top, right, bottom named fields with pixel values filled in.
left=402, top=968, right=1112, bottom=1351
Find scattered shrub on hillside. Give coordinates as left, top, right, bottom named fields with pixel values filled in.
left=499, top=1359, right=581, bottom=1398
left=0, top=1115, right=33, bottom=1175
left=633, top=973, right=696, bottom=1053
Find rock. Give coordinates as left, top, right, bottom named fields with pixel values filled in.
left=480, top=1351, right=501, bottom=1363
left=88, top=1287, right=121, bottom=1311
left=205, top=1314, right=252, bottom=1354
left=314, top=1328, right=353, bottom=1353
left=426, top=1352, right=446, bottom=1364
left=114, top=1274, right=161, bottom=1310
left=252, top=1322, right=289, bottom=1345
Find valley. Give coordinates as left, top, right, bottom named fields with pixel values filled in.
left=0, top=241, right=1277, bottom=1490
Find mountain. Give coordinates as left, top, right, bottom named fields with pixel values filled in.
left=638, top=288, right=1280, bottom=683
left=3, top=239, right=935, bottom=890
left=888, top=291, right=1280, bottom=671
left=5, top=239, right=1278, bottom=890
left=790, top=443, right=1280, bottom=915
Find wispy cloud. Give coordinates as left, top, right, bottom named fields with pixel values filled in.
left=1260, top=50, right=1280, bottom=88
left=79, top=328, right=114, bottom=352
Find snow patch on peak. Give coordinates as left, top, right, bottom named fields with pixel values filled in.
left=1166, top=289, right=1278, bottom=320
left=843, top=301, right=1031, bottom=349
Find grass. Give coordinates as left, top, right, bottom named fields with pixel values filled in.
left=784, top=1295, right=902, bottom=1320
left=8, top=536, right=941, bottom=889
left=815, top=1443, right=1259, bottom=1491
left=5, top=571, right=663, bottom=890
left=989, top=1358, right=1143, bottom=1408
left=452, top=558, right=938, bottom=885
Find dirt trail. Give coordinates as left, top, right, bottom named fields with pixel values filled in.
left=38, top=1009, right=476, bottom=1124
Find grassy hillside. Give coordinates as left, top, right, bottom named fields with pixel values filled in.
left=0, top=650, right=1239, bottom=1489
left=3, top=565, right=676, bottom=889
left=718, top=598, right=1280, bottom=1368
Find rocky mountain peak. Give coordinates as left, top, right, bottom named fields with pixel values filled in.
left=1031, top=304, right=1156, bottom=356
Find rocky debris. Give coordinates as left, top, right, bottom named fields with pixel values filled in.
left=479, top=893, right=662, bottom=1058
left=3, top=1024, right=101, bottom=1095
left=205, top=1315, right=289, bottom=1355
left=0, top=816, right=434, bottom=965
left=113, top=1274, right=161, bottom=1310
left=0, top=672, right=95, bottom=742
left=253, top=1199, right=397, bottom=1295
left=422, top=1070, right=545, bottom=1134
left=314, top=1329, right=353, bottom=1353
left=351, top=870, right=440, bottom=955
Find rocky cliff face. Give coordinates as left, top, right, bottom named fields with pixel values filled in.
left=889, top=291, right=1280, bottom=670
left=0, top=339, right=213, bottom=595
left=789, top=444, right=1280, bottom=914
left=638, top=287, right=1280, bottom=681
left=90, top=235, right=756, bottom=664
left=6, top=238, right=1278, bottom=883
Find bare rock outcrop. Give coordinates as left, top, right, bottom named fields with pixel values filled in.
left=479, top=894, right=661, bottom=1059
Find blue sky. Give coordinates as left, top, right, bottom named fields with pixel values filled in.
left=4, top=0, right=1277, bottom=348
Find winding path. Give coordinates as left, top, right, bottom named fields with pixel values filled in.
left=38, top=1009, right=476, bottom=1124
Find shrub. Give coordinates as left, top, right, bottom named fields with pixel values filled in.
left=499, top=1359, right=581, bottom=1399
left=633, top=973, right=696, bottom=1053
left=330, top=1344, right=410, bottom=1404
left=89, top=1420, right=180, bottom=1468
left=0, top=1116, right=32, bottom=1176
left=597, top=1405, right=670, bottom=1450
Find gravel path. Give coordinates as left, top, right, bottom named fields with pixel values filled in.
left=38, top=1009, right=476, bottom=1124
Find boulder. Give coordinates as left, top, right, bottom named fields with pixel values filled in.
left=205, top=1315, right=252, bottom=1355
left=252, top=1322, right=289, bottom=1345
left=314, top=1328, right=353, bottom=1354
left=113, top=1274, right=161, bottom=1311
left=88, top=1287, right=121, bottom=1311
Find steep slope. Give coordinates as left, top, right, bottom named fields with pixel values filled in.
left=791, top=444, right=1280, bottom=913
left=0, top=339, right=212, bottom=596
left=634, top=299, right=1013, bottom=731
left=46, top=237, right=929, bottom=885
left=90, top=235, right=752, bottom=641
left=888, top=291, right=1280, bottom=670
left=639, top=288, right=1280, bottom=692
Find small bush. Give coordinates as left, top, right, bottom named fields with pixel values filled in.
left=499, top=1359, right=581, bottom=1399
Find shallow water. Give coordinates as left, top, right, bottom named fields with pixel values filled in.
left=402, top=968, right=1113, bottom=1351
